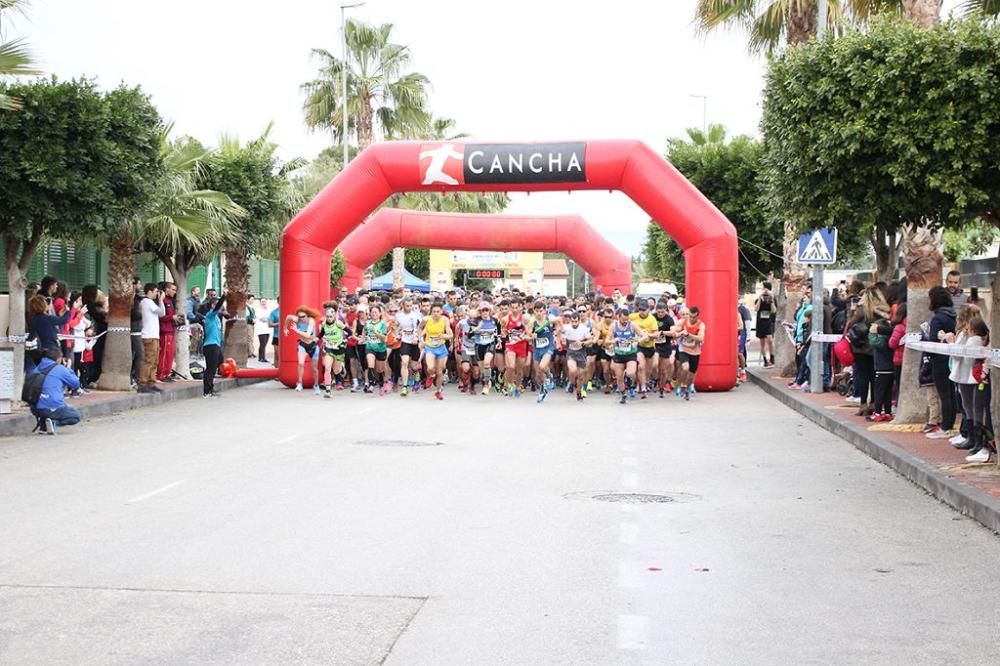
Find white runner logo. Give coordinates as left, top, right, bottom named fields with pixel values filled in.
left=419, top=144, right=463, bottom=185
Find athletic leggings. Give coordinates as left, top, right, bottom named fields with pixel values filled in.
left=872, top=371, right=894, bottom=415
left=931, top=356, right=956, bottom=430
left=203, top=344, right=220, bottom=396
left=257, top=334, right=269, bottom=362
left=853, top=354, right=874, bottom=404
left=388, top=349, right=401, bottom=383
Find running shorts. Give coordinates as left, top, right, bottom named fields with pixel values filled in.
left=613, top=353, right=638, bottom=365
left=598, top=347, right=613, bottom=362
left=425, top=344, right=449, bottom=360
left=398, top=342, right=420, bottom=359
left=655, top=343, right=674, bottom=358
left=461, top=348, right=478, bottom=364
left=555, top=349, right=567, bottom=357
left=567, top=348, right=587, bottom=365
left=738, top=331, right=748, bottom=356
left=367, top=349, right=387, bottom=362
left=638, top=346, right=656, bottom=359
left=532, top=345, right=554, bottom=363
left=676, top=351, right=701, bottom=373
left=298, top=341, right=319, bottom=360
left=475, top=343, right=496, bottom=361
left=506, top=340, right=529, bottom=358
left=586, top=345, right=600, bottom=357
left=323, top=346, right=346, bottom=361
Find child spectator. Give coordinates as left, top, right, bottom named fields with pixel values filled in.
left=868, top=318, right=894, bottom=421
left=887, top=304, right=907, bottom=403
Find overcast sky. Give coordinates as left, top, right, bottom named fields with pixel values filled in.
left=6, top=0, right=965, bottom=257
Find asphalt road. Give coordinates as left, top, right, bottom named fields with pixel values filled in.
left=1, top=381, right=998, bottom=665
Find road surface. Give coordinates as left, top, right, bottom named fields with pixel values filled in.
left=1, top=381, right=997, bottom=664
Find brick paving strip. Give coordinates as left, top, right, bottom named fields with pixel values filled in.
left=0, top=377, right=271, bottom=438
left=748, top=367, right=1000, bottom=534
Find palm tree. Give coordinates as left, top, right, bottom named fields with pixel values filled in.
left=0, top=0, right=40, bottom=110
left=301, top=19, right=430, bottom=289
left=99, top=131, right=245, bottom=391
left=959, top=0, right=1000, bottom=18
left=673, top=123, right=727, bottom=149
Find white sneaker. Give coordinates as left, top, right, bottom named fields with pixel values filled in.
left=846, top=396, right=861, bottom=404
left=950, top=435, right=968, bottom=447
left=313, top=385, right=321, bottom=396
left=295, top=383, right=303, bottom=392
left=927, top=430, right=955, bottom=440
left=966, top=448, right=991, bottom=463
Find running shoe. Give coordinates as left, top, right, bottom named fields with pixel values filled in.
left=639, top=389, right=647, bottom=400
left=380, top=383, right=390, bottom=396
left=44, top=418, right=57, bottom=435
left=335, top=382, right=344, bottom=391
left=966, top=448, right=991, bottom=463
left=363, top=384, right=372, bottom=393
left=604, top=385, right=612, bottom=395
left=587, top=381, right=594, bottom=392
left=927, top=429, right=955, bottom=440
left=628, top=387, right=636, bottom=401
left=659, top=389, right=665, bottom=399
left=295, top=383, right=303, bottom=392
left=400, top=386, right=409, bottom=397
left=481, top=383, right=491, bottom=395
left=545, top=375, right=554, bottom=391
left=690, top=385, right=697, bottom=395
left=920, top=423, right=937, bottom=433
left=580, top=386, right=587, bottom=399
left=313, top=385, right=321, bottom=396
left=425, top=375, right=434, bottom=389
left=620, top=393, right=627, bottom=405
left=324, top=389, right=332, bottom=399
left=513, top=388, right=521, bottom=399
left=537, top=385, right=548, bottom=403
left=567, top=383, right=574, bottom=394
left=576, top=390, right=583, bottom=401
left=435, top=390, right=444, bottom=401
left=683, top=387, right=690, bottom=401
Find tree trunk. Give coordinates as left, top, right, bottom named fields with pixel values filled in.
left=98, top=232, right=136, bottom=392
left=901, top=0, right=943, bottom=29
left=392, top=247, right=405, bottom=290
left=2, top=232, right=40, bottom=406
left=873, top=227, right=900, bottom=283
left=991, top=249, right=1000, bottom=470
left=895, top=224, right=944, bottom=423
left=223, top=247, right=249, bottom=367
left=775, top=220, right=807, bottom=376
left=786, top=2, right=818, bottom=46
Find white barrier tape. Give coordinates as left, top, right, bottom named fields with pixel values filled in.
left=903, top=338, right=1000, bottom=361
left=57, top=331, right=108, bottom=341
left=811, top=333, right=843, bottom=343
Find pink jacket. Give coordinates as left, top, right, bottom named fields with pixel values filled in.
left=888, top=319, right=907, bottom=366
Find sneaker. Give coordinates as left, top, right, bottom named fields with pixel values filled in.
left=380, top=382, right=391, bottom=396
left=335, top=382, right=344, bottom=391
left=203, top=393, right=212, bottom=399
left=577, top=391, right=583, bottom=401
left=580, top=387, right=587, bottom=399
left=148, top=386, right=163, bottom=393
left=949, top=434, right=968, bottom=446
left=537, top=386, right=548, bottom=403
left=882, top=413, right=894, bottom=422
left=295, top=383, right=303, bottom=392
left=324, top=389, right=332, bottom=399
left=313, top=385, right=322, bottom=396
left=683, top=387, right=690, bottom=401
left=921, top=423, right=937, bottom=433
left=846, top=396, right=861, bottom=404
left=927, top=429, right=955, bottom=440
left=966, top=448, right=991, bottom=463
left=604, top=385, right=612, bottom=395
left=210, top=392, right=221, bottom=398
left=640, top=389, right=647, bottom=400
left=481, top=384, right=490, bottom=395
left=434, top=390, right=444, bottom=401
left=620, top=393, right=627, bottom=405
left=866, top=413, right=882, bottom=423
left=45, top=418, right=56, bottom=436
left=400, top=386, right=409, bottom=397
left=513, top=388, right=521, bottom=399
left=628, top=388, right=636, bottom=401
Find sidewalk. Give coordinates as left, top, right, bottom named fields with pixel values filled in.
left=748, top=366, right=1000, bottom=534
left=0, top=375, right=272, bottom=438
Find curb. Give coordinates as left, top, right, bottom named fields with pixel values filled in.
left=747, top=367, right=1000, bottom=534
left=0, top=376, right=272, bottom=438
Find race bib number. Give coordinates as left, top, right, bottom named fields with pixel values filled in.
left=509, top=331, right=523, bottom=343
left=402, top=327, right=414, bottom=335
left=616, top=339, right=633, bottom=352
left=569, top=341, right=583, bottom=351
left=429, top=336, right=443, bottom=347
left=479, top=332, right=495, bottom=343
left=760, top=312, right=770, bottom=320
left=534, top=337, right=550, bottom=348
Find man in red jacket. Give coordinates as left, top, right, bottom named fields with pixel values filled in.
left=157, top=282, right=184, bottom=381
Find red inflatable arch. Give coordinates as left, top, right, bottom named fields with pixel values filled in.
left=337, top=208, right=632, bottom=295
left=281, top=140, right=737, bottom=391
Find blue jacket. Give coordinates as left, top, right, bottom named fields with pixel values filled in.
left=33, top=358, right=80, bottom=412
left=929, top=306, right=956, bottom=344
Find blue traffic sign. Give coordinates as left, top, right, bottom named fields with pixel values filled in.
left=797, top=228, right=838, bottom=265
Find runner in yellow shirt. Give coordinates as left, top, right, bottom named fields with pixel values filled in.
left=629, top=299, right=659, bottom=399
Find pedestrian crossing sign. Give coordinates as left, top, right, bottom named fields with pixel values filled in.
left=797, top=228, right=838, bottom=265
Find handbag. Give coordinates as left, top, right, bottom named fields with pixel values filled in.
left=833, top=336, right=855, bottom=366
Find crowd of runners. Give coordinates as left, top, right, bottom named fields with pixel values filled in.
left=281, top=288, right=707, bottom=404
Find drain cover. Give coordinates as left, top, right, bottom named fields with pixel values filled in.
left=354, top=439, right=443, bottom=447
left=592, top=493, right=675, bottom=504
left=563, top=490, right=701, bottom=504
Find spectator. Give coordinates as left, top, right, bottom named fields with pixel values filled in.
left=887, top=303, right=907, bottom=403
left=943, top=304, right=982, bottom=449
left=185, top=286, right=202, bottom=323
left=268, top=297, right=281, bottom=368
left=69, top=293, right=91, bottom=384
left=789, top=311, right=813, bottom=390
left=926, top=286, right=957, bottom=439
left=867, top=317, right=894, bottom=421
left=964, top=317, right=994, bottom=463
left=138, top=283, right=165, bottom=394
left=945, top=270, right=967, bottom=305
left=246, top=294, right=258, bottom=360
left=27, top=294, right=70, bottom=359
left=157, top=282, right=182, bottom=382
left=29, top=347, right=82, bottom=435
left=129, top=278, right=144, bottom=388
left=755, top=281, right=775, bottom=367
left=254, top=297, right=272, bottom=363
left=918, top=318, right=943, bottom=435
left=39, top=275, right=59, bottom=302
left=199, top=292, right=226, bottom=398
left=846, top=287, right=889, bottom=416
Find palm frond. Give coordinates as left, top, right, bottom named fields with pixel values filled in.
left=0, top=37, right=40, bottom=76
left=959, top=0, right=1000, bottom=18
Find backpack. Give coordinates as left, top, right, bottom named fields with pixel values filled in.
left=21, top=363, right=57, bottom=406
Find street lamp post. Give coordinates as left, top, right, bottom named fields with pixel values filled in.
left=341, top=1, right=365, bottom=166
left=689, top=94, right=708, bottom=135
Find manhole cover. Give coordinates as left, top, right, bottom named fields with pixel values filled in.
left=592, top=493, right=675, bottom=504
left=563, top=490, right=701, bottom=504
left=354, top=439, right=443, bottom=447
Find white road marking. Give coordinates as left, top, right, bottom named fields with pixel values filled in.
left=619, top=560, right=642, bottom=589
left=622, top=472, right=639, bottom=489
left=126, top=481, right=183, bottom=505
left=620, top=523, right=639, bottom=545
left=617, top=614, right=648, bottom=650
left=622, top=456, right=637, bottom=467
left=276, top=433, right=302, bottom=445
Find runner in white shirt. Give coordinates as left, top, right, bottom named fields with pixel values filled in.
left=560, top=309, right=592, bottom=400
left=394, top=297, right=423, bottom=397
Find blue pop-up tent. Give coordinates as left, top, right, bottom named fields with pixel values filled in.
left=370, top=268, right=430, bottom=293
